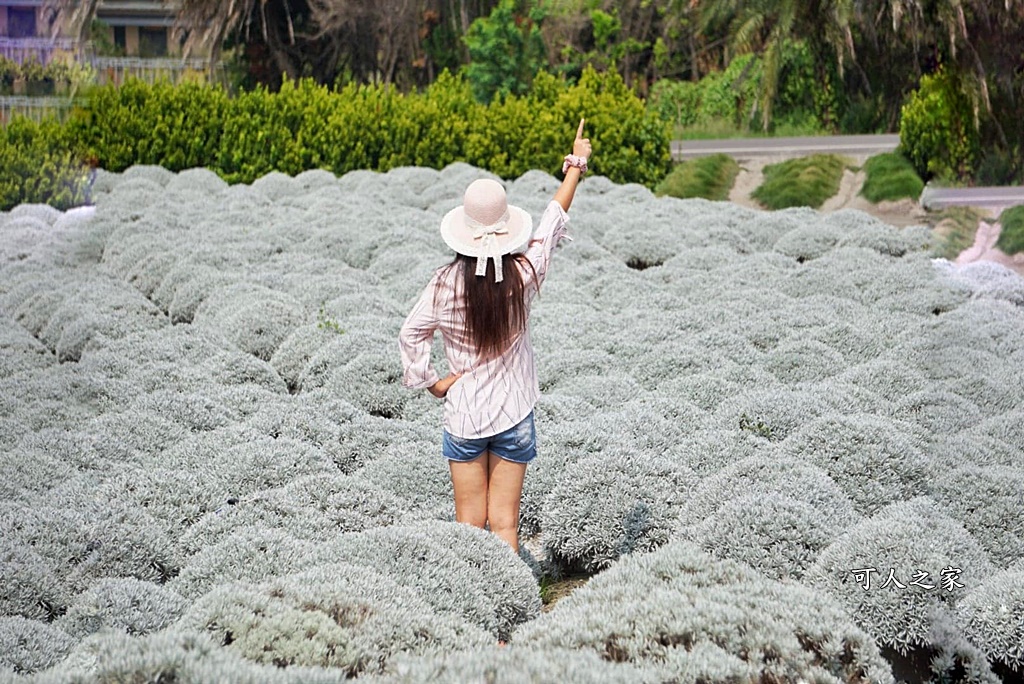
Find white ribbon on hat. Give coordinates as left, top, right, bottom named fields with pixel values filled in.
left=467, top=208, right=511, bottom=283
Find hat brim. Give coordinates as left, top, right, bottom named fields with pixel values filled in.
left=440, top=204, right=533, bottom=258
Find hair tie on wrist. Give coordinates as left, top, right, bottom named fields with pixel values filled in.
left=562, top=154, right=588, bottom=175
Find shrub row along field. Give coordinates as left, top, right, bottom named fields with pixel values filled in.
left=860, top=152, right=926, bottom=204
left=751, top=154, right=851, bottom=210
left=998, top=205, right=1024, bottom=256
left=655, top=154, right=740, bottom=202
left=2, top=164, right=1024, bottom=682
left=0, top=69, right=671, bottom=212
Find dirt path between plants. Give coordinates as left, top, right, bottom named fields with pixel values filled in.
left=955, top=219, right=1024, bottom=271
left=728, top=159, right=767, bottom=210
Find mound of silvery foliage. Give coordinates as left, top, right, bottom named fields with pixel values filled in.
left=1, top=161, right=1022, bottom=682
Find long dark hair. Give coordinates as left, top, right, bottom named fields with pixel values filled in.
left=435, top=252, right=539, bottom=361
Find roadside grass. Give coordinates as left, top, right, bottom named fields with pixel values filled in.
left=674, top=118, right=827, bottom=140
left=928, top=206, right=988, bottom=260
left=996, top=205, right=1024, bottom=255
left=656, top=154, right=740, bottom=201
left=861, top=152, right=924, bottom=202
left=751, top=154, right=851, bottom=210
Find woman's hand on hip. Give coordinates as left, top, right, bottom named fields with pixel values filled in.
left=429, top=373, right=463, bottom=398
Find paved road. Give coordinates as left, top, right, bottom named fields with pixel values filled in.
left=671, top=134, right=901, bottom=160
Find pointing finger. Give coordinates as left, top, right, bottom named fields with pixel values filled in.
left=576, top=118, right=585, bottom=140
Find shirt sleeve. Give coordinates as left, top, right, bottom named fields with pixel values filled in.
left=524, top=200, right=571, bottom=291
left=399, top=275, right=442, bottom=390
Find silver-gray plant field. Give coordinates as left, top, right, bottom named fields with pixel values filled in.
left=2, top=162, right=1022, bottom=682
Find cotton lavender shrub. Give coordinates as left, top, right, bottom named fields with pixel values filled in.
left=935, top=258, right=1024, bottom=306
left=779, top=413, right=930, bottom=516
left=541, top=450, right=700, bottom=572
left=682, top=492, right=848, bottom=580
left=76, top=324, right=287, bottom=395
left=312, top=523, right=541, bottom=641
left=673, top=455, right=860, bottom=580
left=172, top=527, right=334, bottom=600
left=955, top=563, right=1024, bottom=675
left=835, top=355, right=929, bottom=403
left=805, top=497, right=996, bottom=657
left=190, top=282, right=307, bottom=362
left=926, top=465, right=1024, bottom=569
left=28, top=628, right=351, bottom=684
left=891, top=387, right=984, bottom=434
left=179, top=562, right=492, bottom=674
left=4, top=162, right=1024, bottom=679
left=54, top=578, right=188, bottom=639
left=325, top=348, right=412, bottom=419
left=515, top=540, right=895, bottom=683
left=0, top=535, right=68, bottom=621
left=968, top=408, right=1024, bottom=452
left=0, top=311, right=53, bottom=376
left=0, top=617, right=77, bottom=675
left=362, top=646, right=657, bottom=683
left=154, top=454, right=361, bottom=546
left=712, top=385, right=834, bottom=443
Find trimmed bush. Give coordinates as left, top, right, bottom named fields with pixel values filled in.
left=806, top=497, right=995, bottom=656
left=752, top=155, right=849, bottom=210
left=683, top=493, right=847, bottom=580
left=780, top=413, right=930, bottom=516
left=30, top=628, right=350, bottom=684
left=0, top=117, right=90, bottom=212
left=179, top=562, right=492, bottom=675
left=516, top=540, right=895, bottom=683
left=956, top=564, right=1024, bottom=673
left=996, top=204, right=1024, bottom=255
left=55, top=577, right=187, bottom=638
left=860, top=152, right=924, bottom=203
left=4, top=164, right=1024, bottom=680
left=541, top=450, right=699, bottom=572
left=655, top=154, right=739, bottom=201
left=367, top=646, right=655, bottom=683
left=0, top=616, right=77, bottom=674
left=926, top=466, right=1024, bottom=569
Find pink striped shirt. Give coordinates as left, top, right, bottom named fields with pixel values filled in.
left=399, top=200, right=571, bottom=438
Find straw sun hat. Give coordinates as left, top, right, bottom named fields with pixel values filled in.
left=440, top=178, right=533, bottom=283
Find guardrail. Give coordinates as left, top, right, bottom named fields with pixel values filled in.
left=920, top=184, right=1024, bottom=212
left=90, top=56, right=221, bottom=86
left=671, top=134, right=902, bottom=161
left=0, top=38, right=83, bottom=65
left=0, top=96, right=81, bottom=125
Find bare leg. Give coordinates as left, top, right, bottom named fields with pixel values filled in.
left=486, top=451, right=528, bottom=553
left=448, top=455, right=488, bottom=529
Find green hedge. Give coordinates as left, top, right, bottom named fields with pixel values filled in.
left=655, top=154, right=739, bottom=201
left=860, top=152, right=924, bottom=203
left=0, top=67, right=670, bottom=211
left=0, top=116, right=91, bottom=211
left=996, top=205, right=1024, bottom=256
left=751, top=154, right=848, bottom=210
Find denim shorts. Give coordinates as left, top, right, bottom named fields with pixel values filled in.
left=442, top=411, right=537, bottom=464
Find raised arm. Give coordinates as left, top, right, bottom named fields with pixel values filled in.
left=553, top=118, right=593, bottom=213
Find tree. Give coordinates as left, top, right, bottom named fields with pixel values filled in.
left=463, top=0, right=547, bottom=102
left=695, top=0, right=856, bottom=130
left=856, top=0, right=1022, bottom=160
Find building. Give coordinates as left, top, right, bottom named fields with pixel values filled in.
left=92, top=0, right=182, bottom=58
left=0, top=0, right=197, bottom=61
